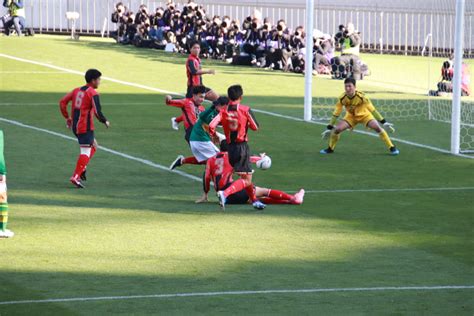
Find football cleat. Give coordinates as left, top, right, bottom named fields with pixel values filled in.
left=389, top=147, right=400, bottom=156
left=0, top=229, right=14, bottom=238
left=217, top=191, right=226, bottom=210
left=70, top=176, right=85, bottom=189
left=80, top=169, right=87, bottom=181
left=169, top=155, right=184, bottom=170
left=252, top=200, right=266, bottom=210
left=320, top=148, right=334, bottom=154
left=293, top=189, right=305, bottom=205
left=171, top=117, right=179, bottom=131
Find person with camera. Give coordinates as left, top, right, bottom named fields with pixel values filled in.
left=331, top=23, right=361, bottom=79
left=111, top=2, right=129, bottom=41
left=3, top=0, right=26, bottom=36
left=313, top=32, right=334, bottom=74
left=265, top=20, right=292, bottom=71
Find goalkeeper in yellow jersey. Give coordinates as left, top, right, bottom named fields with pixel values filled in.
left=320, top=78, right=399, bottom=155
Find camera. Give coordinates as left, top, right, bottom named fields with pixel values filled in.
left=276, top=24, right=284, bottom=32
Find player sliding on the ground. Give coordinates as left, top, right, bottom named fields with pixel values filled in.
left=171, top=41, right=219, bottom=131
left=196, top=144, right=305, bottom=206
left=320, top=78, right=400, bottom=155
left=59, top=69, right=110, bottom=188
left=209, top=85, right=266, bottom=210
left=165, top=85, right=206, bottom=145
left=170, top=96, right=228, bottom=169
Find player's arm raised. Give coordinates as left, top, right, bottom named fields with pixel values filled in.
left=208, top=113, right=222, bottom=136
left=59, top=91, right=73, bottom=129
left=165, top=95, right=186, bottom=108
left=322, top=100, right=342, bottom=139
left=367, top=99, right=395, bottom=133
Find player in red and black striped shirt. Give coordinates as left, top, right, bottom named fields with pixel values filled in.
left=171, top=41, right=219, bottom=131
left=59, top=69, right=110, bottom=188
left=209, top=85, right=266, bottom=210
left=186, top=41, right=219, bottom=101
left=165, top=85, right=206, bottom=145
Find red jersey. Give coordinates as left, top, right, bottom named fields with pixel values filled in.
left=204, top=152, right=261, bottom=193
left=59, top=85, right=107, bottom=134
left=186, top=54, right=202, bottom=87
left=166, top=98, right=205, bottom=130
left=209, top=101, right=259, bottom=144
left=204, top=152, right=235, bottom=193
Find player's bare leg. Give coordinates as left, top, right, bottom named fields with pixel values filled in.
left=81, top=140, right=98, bottom=181
left=320, top=120, right=351, bottom=154
left=366, top=120, right=399, bottom=155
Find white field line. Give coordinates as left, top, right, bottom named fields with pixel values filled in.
left=0, top=285, right=472, bottom=305
left=0, top=53, right=473, bottom=160
left=0, top=71, right=68, bottom=74
left=305, top=187, right=474, bottom=194
left=0, top=117, right=201, bottom=182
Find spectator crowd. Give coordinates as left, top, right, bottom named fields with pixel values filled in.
left=111, top=1, right=369, bottom=79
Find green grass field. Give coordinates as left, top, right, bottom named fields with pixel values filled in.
left=0, top=35, right=473, bottom=315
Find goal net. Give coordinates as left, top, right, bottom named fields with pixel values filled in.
left=309, top=0, right=474, bottom=154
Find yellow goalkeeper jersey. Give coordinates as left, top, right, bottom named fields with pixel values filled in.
left=333, top=90, right=376, bottom=117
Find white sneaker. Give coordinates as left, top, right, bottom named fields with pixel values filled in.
left=171, top=117, right=179, bottom=131
left=293, top=189, right=305, bottom=205
left=0, top=229, right=14, bottom=238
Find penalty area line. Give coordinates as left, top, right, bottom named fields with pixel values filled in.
left=0, top=285, right=473, bottom=305
left=0, top=117, right=201, bottom=182
left=0, top=53, right=472, bottom=160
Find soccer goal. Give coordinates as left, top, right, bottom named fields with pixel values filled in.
left=305, top=0, right=473, bottom=155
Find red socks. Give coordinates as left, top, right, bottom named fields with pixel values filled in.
left=267, top=189, right=294, bottom=201
left=223, top=179, right=246, bottom=197
left=90, top=146, right=97, bottom=159
left=73, top=154, right=90, bottom=178
left=182, top=156, right=205, bottom=165
left=245, top=185, right=257, bottom=203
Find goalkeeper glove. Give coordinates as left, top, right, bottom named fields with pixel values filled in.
left=380, top=119, right=395, bottom=133
left=321, top=125, right=333, bottom=139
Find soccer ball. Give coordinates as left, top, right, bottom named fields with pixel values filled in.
left=256, top=155, right=272, bottom=170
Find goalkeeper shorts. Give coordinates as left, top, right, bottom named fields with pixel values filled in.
left=343, top=114, right=375, bottom=128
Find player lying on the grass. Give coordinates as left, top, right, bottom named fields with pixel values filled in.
left=0, top=130, right=13, bottom=238
left=209, top=84, right=266, bottom=210
left=196, top=143, right=305, bottom=206
left=320, top=78, right=399, bottom=155
left=59, top=69, right=110, bottom=188
left=169, top=41, right=220, bottom=131
left=165, top=85, right=206, bottom=144
left=170, top=96, right=228, bottom=170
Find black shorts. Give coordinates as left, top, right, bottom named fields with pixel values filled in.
left=74, top=130, right=94, bottom=146
left=222, top=182, right=251, bottom=204
left=228, top=142, right=252, bottom=174
left=186, top=85, right=212, bottom=98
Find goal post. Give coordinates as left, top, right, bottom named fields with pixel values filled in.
left=304, top=0, right=314, bottom=122
left=451, top=0, right=465, bottom=154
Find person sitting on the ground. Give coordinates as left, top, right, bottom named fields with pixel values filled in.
left=3, top=0, right=26, bottom=36
left=430, top=56, right=471, bottom=96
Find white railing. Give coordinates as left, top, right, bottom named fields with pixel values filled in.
left=11, top=0, right=474, bottom=56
